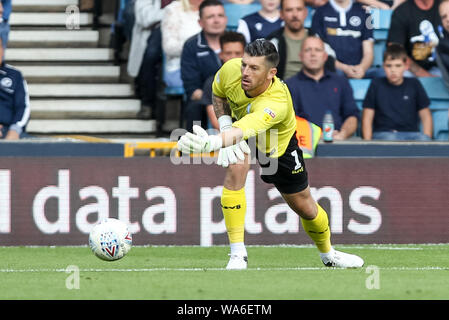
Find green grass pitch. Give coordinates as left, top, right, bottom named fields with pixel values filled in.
left=0, top=244, right=448, bottom=300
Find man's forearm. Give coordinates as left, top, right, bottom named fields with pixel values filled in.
left=339, top=116, right=358, bottom=138
left=220, top=127, right=244, bottom=148
left=212, top=94, right=232, bottom=119
left=408, top=57, right=432, bottom=77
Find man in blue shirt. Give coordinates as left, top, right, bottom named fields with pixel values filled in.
left=181, top=0, right=227, bottom=132
left=311, top=0, right=374, bottom=79
left=0, top=0, right=29, bottom=140
left=0, top=62, right=30, bottom=140
left=286, top=36, right=359, bottom=140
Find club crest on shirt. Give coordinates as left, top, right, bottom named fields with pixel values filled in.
left=349, top=16, right=361, bottom=27
left=1, top=77, right=12, bottom=88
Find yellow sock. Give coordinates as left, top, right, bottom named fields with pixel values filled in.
left=301, top=203, right=332, bottom=253
left=221, top=187, right=246, bottom=244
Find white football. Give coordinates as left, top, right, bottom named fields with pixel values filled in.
left=89, top=218, right=132, bottom=261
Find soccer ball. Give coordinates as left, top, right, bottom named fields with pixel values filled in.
left=89, top=218, right=132, bottom=261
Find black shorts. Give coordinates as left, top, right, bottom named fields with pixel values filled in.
left=256, top=132, right=309, bottom=194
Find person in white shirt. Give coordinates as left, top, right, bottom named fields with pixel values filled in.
left=161, top=0, right=204, bottom=87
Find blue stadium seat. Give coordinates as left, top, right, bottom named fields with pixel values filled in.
left=431, top=110, right=449, bottom=140
left=371, top=9, right=392, bottom=68
left=350, top=77, right=449, bottom=140
left=370, top=8, right=392, bottom=40
left=373, top=41, right=386, bottom=67
left=224, top=3, right=262, bottom=30
left=304, top=7, right=314, bottom=29
left=349, top=79, right=371, bottom=110
left=419, top=78, right=449, bottom=140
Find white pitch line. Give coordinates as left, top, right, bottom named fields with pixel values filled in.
left=0, top=266, right=448, bottom=273
left=339, top=246, right=424, bottom=250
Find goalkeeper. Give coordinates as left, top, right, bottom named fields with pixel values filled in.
left=178, top=38, right=364, bottom=269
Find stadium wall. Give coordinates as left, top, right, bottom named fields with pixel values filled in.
left=0, top=157, right=448, bottom=246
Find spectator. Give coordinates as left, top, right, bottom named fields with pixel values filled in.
left=0, top=39, right=30, bottom=140
left=267, top=0, right=335, bottom=80
left=362, top=43, right=433, bottom=140
left=285, top=36, right=359, bottom=140
left=181, top=0, right=228, bottom=131
left=286, top=36, right=359, bottom=140
left=201, top=31, right=246, bottom=130
left=387, top=0, right=441, bottom=77
left=127, top=0, right=169, bottom=119
left=162, top=0, right=203, bottom=87
left=436, top=0, right=449, bottom=90
left=237, top=0, right=283, bottom=44
left=0, top=0, right=11, bottom=51
left=311, top=0, right=375, bottom=79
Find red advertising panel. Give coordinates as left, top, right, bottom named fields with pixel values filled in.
left=0, top=157, right=447, bottom=245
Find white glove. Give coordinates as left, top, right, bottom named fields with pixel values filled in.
left=217, top=140, right=250, bottom=168
left=215, top=115, right=251, bottom=167
left=177, top=125, right=222, bottom=154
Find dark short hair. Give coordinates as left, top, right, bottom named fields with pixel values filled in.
left=244, top=38, right=280, bottom=68
left=199, top=0, right=224, bottom=18
left=280, top=0, right=305, bottom=10
left=384, top=43, right=407, bottom=62
left=219, top=31, right=246, bottom=49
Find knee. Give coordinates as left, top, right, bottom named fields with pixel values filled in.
left=224, top=163, right=250, bottom=190
left=284, top=192, right=318, bottom=220
left=299, top=201, right=318, bottom=220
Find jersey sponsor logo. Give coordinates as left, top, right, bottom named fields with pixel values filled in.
left=292, top=167, right=304, bottom=174
left=197, top=51, right=210, bottom=57
left=324, top=16, right=338, bottom=22
left=326, top=27, right=361, bottom=38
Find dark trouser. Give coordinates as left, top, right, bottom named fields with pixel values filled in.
left=135, top=26, right=162, bottom=108
left=184, top=99, right=209, bottom=132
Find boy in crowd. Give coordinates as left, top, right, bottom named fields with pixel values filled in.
left=362, top=43, right=433, bottom=140
left=237, top=0, right=283, bottom=44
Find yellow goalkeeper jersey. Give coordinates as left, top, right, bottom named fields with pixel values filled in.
left=212, top=58, right=296, bottom=158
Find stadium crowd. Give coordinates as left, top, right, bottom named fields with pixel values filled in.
left=117, top=0, right=449, bottom=143
left=1, top=0, right=449, bottom=143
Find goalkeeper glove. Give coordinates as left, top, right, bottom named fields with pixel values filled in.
left=216, top=115, right=250, bottom=168
left=217, top=140, right=250, bottom=168
left=177, top=125, right=222, bottom=154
